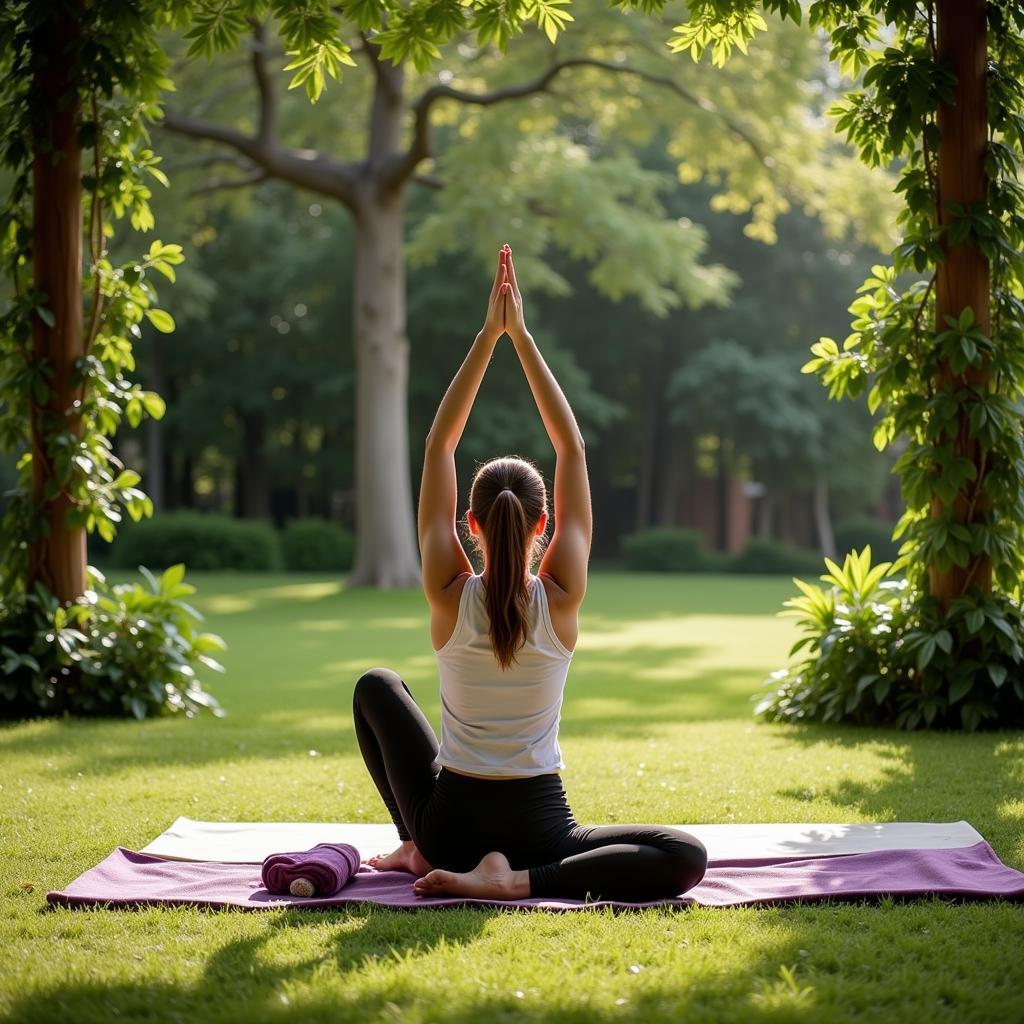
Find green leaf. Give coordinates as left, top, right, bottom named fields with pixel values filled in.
left=161, top=563, right=186, bottom=595
left=36, top=306, right=55, bottom=327
left=146, top=166, right=170, bottom=188
left=193, top=632, right=228, bottom=654
left=140, top=392, right=166, bottom=420
left=917, top=636, right=937, bottom=671
left=145, top=308, right=175, bottom=333
left=948, top=676, right=972, bottom=704
left=856, top=673, right=879, bottom=694
left=987, top=664, right=1007, bottom=688
left=113, top=469, right=142, bottom=489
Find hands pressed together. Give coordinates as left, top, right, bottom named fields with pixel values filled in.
left=482, top=244, right=529, bottom=344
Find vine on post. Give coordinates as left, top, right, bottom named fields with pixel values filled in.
left=684, top=0, right=1024, bottom=729
left=0, top=2, right=223, bottom=719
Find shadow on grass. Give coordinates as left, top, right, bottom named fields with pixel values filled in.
left=0, top=903, right=859, bottom=1024
left=11, top=895, right=1024, bottom=1024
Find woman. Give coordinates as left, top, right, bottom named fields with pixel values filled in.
left=351, top=244, right=708, bottom=902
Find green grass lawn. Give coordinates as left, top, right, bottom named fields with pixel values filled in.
left=2, top=570, right=1022, bottom=1024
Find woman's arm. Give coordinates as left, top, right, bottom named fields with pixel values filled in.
left=502, top=247, right=584, bottom=453
left=418, top=251, right=509, bottom=599
left=503, top=247, right=592, bottom=602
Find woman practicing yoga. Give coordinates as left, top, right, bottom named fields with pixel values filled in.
left=351, top=244, right=708, bottom=902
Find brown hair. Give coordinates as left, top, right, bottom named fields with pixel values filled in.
left=465, top=456, right=549, bottom=670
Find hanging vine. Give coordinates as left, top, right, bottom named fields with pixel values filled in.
left=732, top=0, right=1024, bottom=729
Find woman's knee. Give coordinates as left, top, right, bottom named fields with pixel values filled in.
left=666, top=829, right=708, bottom=892
left=352, top=666, right=403, bottom=710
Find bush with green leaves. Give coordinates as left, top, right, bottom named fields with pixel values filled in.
left=621, top=527, right=728, bottom=573
left=109, top=512, right=282, bottom=572
left=729, top=538, right=823, bottom=576
left=755, top=547, right=1024, bottom=731
left=833, top=516, right=900, bottom=564
left=0, top=564, right=226, bottom=721
left=281, top=518, right=355, bottom=572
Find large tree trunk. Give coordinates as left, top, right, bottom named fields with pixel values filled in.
left=346, top=189, right=422, bottom=587
left=27, top=5, right=86, bottom=602
left=929, top=0, right=992, bottom=607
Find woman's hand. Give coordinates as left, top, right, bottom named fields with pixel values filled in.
left=502, top=244, right=529, bottom=341
left=481, top=248, right=511, bottom=343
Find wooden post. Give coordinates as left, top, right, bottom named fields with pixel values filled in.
left=929, top=0, right=992, bottom=607
left=27, top=3, right=87, bottom=603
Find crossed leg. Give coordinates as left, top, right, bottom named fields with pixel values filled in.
left=353, top=667, right=707, bottom=902
left=413, top=826, right=707, bottom=902
left=351, top=667, right=441, bottom=876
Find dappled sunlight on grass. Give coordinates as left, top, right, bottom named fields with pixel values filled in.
left=297, top=619, right=356, bottom=632
left=200, top=578, right=346, bottom=615
left=580, top=614, right=787, bottom=664
left=203, top=592, right=260, bottom=614
left=362, top=616, right=424, bottom=630
left=249, top=580, right=345, bottom=602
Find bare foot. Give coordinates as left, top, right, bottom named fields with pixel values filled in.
left=412, top=850, right=530, bottom=900
left=363, top=841, right=434, bottom=876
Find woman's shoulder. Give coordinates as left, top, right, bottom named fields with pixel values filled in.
left=535, top=570, right=578, bottom=609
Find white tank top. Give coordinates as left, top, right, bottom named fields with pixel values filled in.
left=435, top=573, right=573, bottom=777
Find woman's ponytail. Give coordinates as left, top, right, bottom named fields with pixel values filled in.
left=484, top=489, right=532, bottom=670
left=467, top=457, right=549, bottom=669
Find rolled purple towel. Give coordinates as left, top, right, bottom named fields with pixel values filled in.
left=261, top=842, right=361, bottom=898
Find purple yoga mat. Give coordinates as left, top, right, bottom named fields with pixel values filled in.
left=261, top=842, right=360, bottom=897
left=45, top=840, right=1024, bottom=912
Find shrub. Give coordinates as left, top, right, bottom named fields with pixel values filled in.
left=621, top=527, right=727, bottom=572
left=729, top=538, right=823, bottom=575
left=754, top=546, right=1024, bottom=731
left=0, top=564, right=226, bottom=721
left=281, top=517, right=355, bottom=572
left=109, top=511, right=282, bottom=572
left=834, top=516, right=900, bottom=563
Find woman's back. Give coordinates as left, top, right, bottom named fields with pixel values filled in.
left=435, top=573, right=573, bottom=777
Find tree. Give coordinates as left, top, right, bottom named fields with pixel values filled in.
left=0, top=0, right=230, bottom=719
left=159, top=4, right=888, bottom=587
left=743, top=0, right=1024, bottom=729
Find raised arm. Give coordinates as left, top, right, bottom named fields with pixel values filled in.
left=418, top=250, right=510, bottom=600
left=503, top=246, right=592, bottom=603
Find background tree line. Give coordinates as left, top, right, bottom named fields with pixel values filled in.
left=102, top=148, right=895, bottom=567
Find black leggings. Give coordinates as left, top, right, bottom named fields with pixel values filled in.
left=351, top=667, right=708, bottom=902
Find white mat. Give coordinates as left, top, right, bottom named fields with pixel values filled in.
left=139, top=816, right=985, bottom=864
